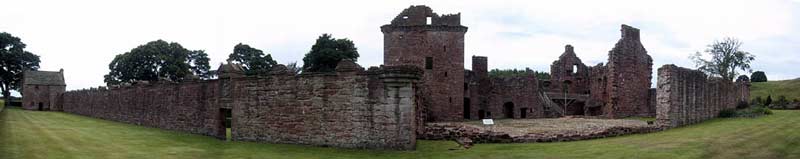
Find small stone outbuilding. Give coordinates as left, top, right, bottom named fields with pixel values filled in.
left=22, top=69, right=66, bottom=111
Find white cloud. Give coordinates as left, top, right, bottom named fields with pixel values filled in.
left=0, top=0, right=798, bottom=93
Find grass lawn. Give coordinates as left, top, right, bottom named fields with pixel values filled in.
left=751, top=79, right=800, bottom=101
left=1, top=107, right=799, bottom=159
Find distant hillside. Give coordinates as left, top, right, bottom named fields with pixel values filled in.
left=750, top=79, right=800, bottom=101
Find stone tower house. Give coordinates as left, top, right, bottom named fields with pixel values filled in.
left=22, top=69, right=66, bottom=111
left=381, top=5, right=468, bottom=121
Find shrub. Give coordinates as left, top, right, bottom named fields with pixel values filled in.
left=736, top=101, right=750, bottom=109
left=765, top=95, right=773, bottom=106
left=719, top=109, right=737, bottom=118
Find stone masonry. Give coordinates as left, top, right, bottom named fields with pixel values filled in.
left=382, top=5, right=467, bottom=122
left=604, top=25, right=654, bottom=118
left=656, top=65, right=750, bottom=128
left=61, top=61, right=422, bottom=150
left=22, top=69, right=66, bottom=111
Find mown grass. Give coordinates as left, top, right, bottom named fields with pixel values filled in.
left=1, top=107, right=799, bottom=159
left=751, top=79, right=800, bottom=101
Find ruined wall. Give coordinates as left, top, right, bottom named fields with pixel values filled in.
left=486, top=76, right=544, bottom=119
left=605, top=25, right=653, bottom=118
left=382, top=5, right=467, bottom=122
left=62, top=81, right=222, bottom=137
left=549, top=45, right=590, bottom=94
left=465, top=56, right=543, bottom=119
left=230, top=65, right=421, bottom=150
left=585, top=63, right=608, bottom=115
left=61, top=63, right=422, bottom=150
left=465, top=56, right=490, bottom=120
left=656, top=65, right=750, bottom=128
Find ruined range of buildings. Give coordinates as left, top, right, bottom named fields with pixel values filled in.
left=19, top=5, right=750, bottom=150
left=382, top=5, right=656, bottom=123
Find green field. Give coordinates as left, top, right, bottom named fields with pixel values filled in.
left=1, top=107, right=798, bottom=159
left=751, top=79, right=800, bottom=101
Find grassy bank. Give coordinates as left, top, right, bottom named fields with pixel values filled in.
left=1, top=107, right=798, bottom=159
left=751, top=79, right=800, bottom=101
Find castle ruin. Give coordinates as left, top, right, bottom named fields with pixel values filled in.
left=20, top=5, right=750, bottom=150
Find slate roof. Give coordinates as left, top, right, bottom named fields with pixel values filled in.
left=24, top=70, right=66, bottom=86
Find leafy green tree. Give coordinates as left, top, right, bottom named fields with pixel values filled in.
left=104, top=40, right=210, bottom=84
left=227, top=43, right=277, bottom=75
left=302, top=34, right=359, bottom=72
left=690, top=37, right=755, bottom=81
left=488, top=68, right=550, bottom=80
left=0, top=32, right=40, bottom=106
left=750, top=71, right=767, bottom=82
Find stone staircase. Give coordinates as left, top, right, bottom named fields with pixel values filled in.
left=538, top=90, right=565, bottom=117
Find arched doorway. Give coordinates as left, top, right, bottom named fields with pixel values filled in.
left=504, top=102, right=514, bottom=119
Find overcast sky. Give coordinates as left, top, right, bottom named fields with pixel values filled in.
left=2, top=0, right=799, bottom=94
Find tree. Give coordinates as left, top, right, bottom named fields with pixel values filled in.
left=104, top=40, right=210, bottom=84
left=302, top=34, right=359, bottom=72
left=751, top=71, right=767, bottom=82
left=488, top=68, right=550, bottom=79
left=0, top=32, right=40, bottom=106
left=690, top=37, right=755, bottom=81
left=227, top=43, right=277, bottom=76
left=765, top=95, right=773, bottom=107
left=286, top=62, right=302, bottom=75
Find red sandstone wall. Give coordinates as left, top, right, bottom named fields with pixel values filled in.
left=382, top=5, right=468, bottom=122
left=656, top=65, right=750, bottom=127
left=22, top=85, right=65, bottom=111
left=62, top=81, right=222, bottom=137
left=605, top=25, right=653, bottom=118
left=229, top=66, right=420, bottom=150
left=60, top=64, right=422, bottom=150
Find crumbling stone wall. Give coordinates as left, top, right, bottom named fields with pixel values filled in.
left=61, top=62, right=422, bottom=150
left=604, top=25, right=653, bottom=118
left=549, top=45, right=590, bottom=94
left=230, top=64, right=421, bottom=150
left=486, top=76, right=544, bottom=119
left=656, top=65, right=750, bottom=128
left=62, top=81, right=223, bottom=137
left=382, top=5, right=468, bottom=122
left=465, top=56, right=544, bottom=119
left=586, top=63, right=608, bottom=115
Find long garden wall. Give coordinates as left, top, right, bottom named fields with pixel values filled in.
left=655, top=64, right=750, bottom=128
left=61, top=63, right=422, bottom=150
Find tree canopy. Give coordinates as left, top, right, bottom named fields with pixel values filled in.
left=488, top=68, right=550, bottom=80
left=227, top=43, right=277, bottom=75
left=690, top=37, right=755, bottom=81
left=0, top=32, right=40, bottom=106
left=104, top=40, right=210, bottom=85
left=751, top=71, right=767, bottom=82
left=302, top=34, right=359, bottom=72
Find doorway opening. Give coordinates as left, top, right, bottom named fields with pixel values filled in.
left=520, top=108, right=528, bottom=118
left=38, top=102, right=43, bottom=111
left=219, top=108, right=232, bottom=140
left=504, top=102, right=515, bottom=119
left=463, top=98, right=471, bottom=119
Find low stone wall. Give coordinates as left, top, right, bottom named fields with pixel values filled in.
left=421, top=122, right=660, bottom=143
left=655, top=65, right=750, bottom=128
